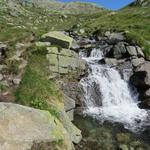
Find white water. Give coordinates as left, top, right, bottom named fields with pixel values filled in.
left=80, top=48, right=148, bottom=132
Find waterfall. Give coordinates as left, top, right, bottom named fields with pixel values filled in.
left=80, top=48, right=148, bottom=132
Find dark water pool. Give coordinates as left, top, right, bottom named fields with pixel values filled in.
left=73, top=114, right=150, bottom=150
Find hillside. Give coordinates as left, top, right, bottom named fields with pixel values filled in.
left=0, top=0, right=150, bottom=149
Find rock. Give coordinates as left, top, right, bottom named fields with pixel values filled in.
left=103, top=58, right=117, bottom=65
left=46, top=47, right=86, bottom=78
left=0, top=42, right=8, bottom=59
left=126, top=46, right=137, bottom=56
left=119, top=144, right=129, bottom=150
left=136, top=46, right=145, bottom=57
left=113, top=42, right=127, bottom=59
left=0, top=103, right=73, bottom=150
left=13, top=77, right=21, bottom=85
left=79, top=29, right=85, bottom=34
left=0, top=74, right=3, bottom=81
left=116, top=133, right=130, bottom=143
left=107, top=32, right=125, bottom=43
left=132, top=61, right=150, bottom=88
left=35, top=42, right=51, bottom=47
left=64, top=95, right=75, bottom=121
left=41, top=31, right=73, bottom=49
left=60, top=111, right=82, bottom=144
left=145, top=89, right=150, bottom=97
left=131, top=58, right=145, bottom=67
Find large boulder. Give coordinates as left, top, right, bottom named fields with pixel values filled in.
left=41, top=31, right=73, bottom=49
left=131, top=61, right=150, bottom=88
left=46, top=47, right=86, bottom=78
left=0, top=103, right=73, bottom=150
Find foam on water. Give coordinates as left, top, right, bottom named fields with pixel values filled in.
left=80, top=48, right=149, bottom=132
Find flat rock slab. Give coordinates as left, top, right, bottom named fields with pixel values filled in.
left=0, top=103, right=73, bottom=150
left=41, top=31, right=73, bottom=49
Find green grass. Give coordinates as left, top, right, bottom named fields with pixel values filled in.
left=80, top=6, right=150, bottom=58
left=15, top=50, right=63, bottom=118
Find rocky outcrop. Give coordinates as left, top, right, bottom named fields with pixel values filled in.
left=0, top=103, right=74, bottom=150
left=46, top=46, right=86, bottom=79
left=41, top=31, right=73, bottom=49
left=131, top=0, right=150, bottom=6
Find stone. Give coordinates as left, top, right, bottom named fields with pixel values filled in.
left=131, top=61, right=150, bottom=88
left=126, top=46, right=137, bottom=56
left=145, top=89, right=150, bottom=97
left=0, top=74, right=3, bottom=81
left=119, top=144, right=129, bottom=150
left=41, top=31, right=73, bottom=49
left=60, top=111, right=82, bottom=144
left=103, top=58, right=117, bottom=65
left=136, top=46, right=145, bottom=57
left=131, top=58, right=145, bottom=67
left=107, top=32, right=125, bottom=43
left=0, top=42, right=8, bottom=58
left=35, top=41, right=51, bottom=47
left=13, top=77, right=21, bottom=85
left=0, top=103, right=73, bottom=150
left=64, top=95, right=75, bottom=121
left=113, top=42, right=127, bottom=59
left=116, top=133, right=130, bottom=143
left=46, top=47, right=86, bottom=78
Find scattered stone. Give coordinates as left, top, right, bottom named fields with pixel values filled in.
left=136, top=46, right=145, bottom=57
left=35, top=41, right=51, bottom=47
left=119, top=144, right=129, bottom=150
left=0, top=74, right=3, bottom=81
left=41, top=31, right=73, bottom=49
left=126, top=46, right=137, bottom=56
left=12, top=77, right=21, bottom=85
left=131, top=57, right=145, bottom=67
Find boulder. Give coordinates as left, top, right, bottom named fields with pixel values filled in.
left=126, top=46, right=137, bottom=56
left=113, top=42, right=127, bottom=59
left=0, top=103, right=73, bottom=150
left=107, top=32, right=125, bottom=43
left=136, top=46, right=145, bottom=57
left=131, top=57, right=145, bottom=67
left=41, top=31, right=73, bottom=49
left=131, top=61, right=150, bottom=88
left=46, top=47, right=86, bottom=78
left=103, top=58, right=117, bottom=65
left=64, top=95, right=75, bottom=121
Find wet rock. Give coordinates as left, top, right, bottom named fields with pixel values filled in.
left=131, top=61, right=150, bottom=88
left=131, top=57, right=145, bottom=67
left=145, top=89, right=150, bottom=97
left=126, top=46, right=137, bottom=56
left=103, top=58, right=117, bottom=65
left=41, top=31, right=73, bottom=49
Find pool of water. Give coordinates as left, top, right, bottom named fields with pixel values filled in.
left=73, top=114, right=150, bottom=150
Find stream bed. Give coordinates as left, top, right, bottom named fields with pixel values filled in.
left=74, top=114, right=150, bottom=150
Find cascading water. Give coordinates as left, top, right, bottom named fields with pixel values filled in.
left=80, top=48, right=149, bottom=132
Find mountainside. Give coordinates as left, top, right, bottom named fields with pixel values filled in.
left=0, top=0, right=103, bottom=14
left=0, top=0, right=150, bottom=149
left=131, top=0, right=150, bottom=6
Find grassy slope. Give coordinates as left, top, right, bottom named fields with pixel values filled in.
left=80, top=6, right=150, bottom=58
